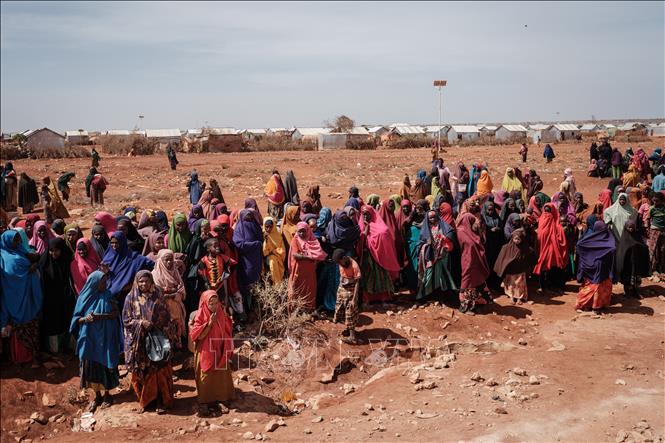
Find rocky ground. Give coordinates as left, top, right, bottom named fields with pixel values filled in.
left=2, top=142, right=664, bottom=442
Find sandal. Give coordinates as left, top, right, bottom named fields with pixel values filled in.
left=100, top=394, right=114, bottom=409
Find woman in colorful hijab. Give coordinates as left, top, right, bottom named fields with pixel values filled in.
left=501, top=167, right=523, bottom=196
left=141, top=231, right=165, bottom=261
left=481, top=201, right=505, bottom=289
left=152, top=249, right=187, bottom=343
left=494, top=229, right=536, bottom=304
left=552, top=191, right=577, bottom=226
left=575, top=221, right=615, bottom=313
left=366, top=194, right=381, bottom=210
left=326, top=207, right=360, bottom=253
left=457, top=213, right=491, bottom=313
left=233, top=209, right=264, bottom=310
left=401, top=201, right=426, bottom=294
left=615, top=220, right=650, bottom=299
left=499, top=198, right=519, bottom=227
left=187, top=171, right=203, bottom=205
left=622, top=164, right=641, bottom=188
left=95, top=211, right=118, bottom=236
left=244, top=198, right=264, bottom=226
left=167, top=213, right=192, bottom=254
left=306, top=185, right=323, bottom=214
left=399, top=175, right=412, bottom=201
left=265, top=169, right=286, bottom=219
left=476, top=170, right=493, bottom=197
left=64, top=223, right=83, bottom=256
left=262, top=217, right=286, bottom=284
left=409, top=177, right=427, bottom=202
left=417, top=209, right=456, bottom=300
left=209, top=202, right=228, bottom=223
left=379, top=199, right=404, bottom=268
left=0, top=230, right=43, bottom=363
left=122, top=271, right=177, bottom=413
left=90, top=224, right=110, bottom=259
left=102, top=231, right=154, bottom=299
left=632, top=148, right=651, bottom=178
left=189, top=290, right=235, bottom=416
left=70, top=271, right=122, bottom=412
left=357, top=206, right=400, bottom=304
left=604, top=193, right=638, bottom=240
left=527, top=193, right=544, bottom=220
left=71, top=238, right=101, bottom=294
left=288, top=222, right=327, bottom=311
left=43, top=176, right=70, bottom=219
left=281, top=205, right=301, bottom=250
left=533, top=203, right=568, bottom=293
left=188, top=205, right=205, bottom=232
left=18, top=172, right=39, bottom=214
left=39, top=237, right=76, bottom=352
left=29, top=220, right=56, bottom=254
left=197, top=188, right=214, bottom=219
left=314, top=208, right=339, bottom=313
left=117, top=216, right=145, bottom=253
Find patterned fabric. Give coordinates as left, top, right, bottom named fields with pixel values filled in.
left=359, top=249, right=394, bottom=304
left=502, top=273, right=528, bottom=301
left=334, top=286, right=358, bottom=330
left=459, top=285, right=490, bottom=313
left=647, top=229, right=665, bottom=273
left=575, top=278, right=612, bottom=310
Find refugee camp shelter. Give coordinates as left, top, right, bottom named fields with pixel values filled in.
left=65, top=130, right=89, bottom=145
left=207, top=127, right=242, bottom=152
left=494, top=125, right=528, bottom=143
left=292, top=127, right=331, bottom=142
left=23, top=128, right=65, bottom=151
left=541, top=124, right=580, bottom=142
left=447, top=125, right=480, bottom=144
left=145, top=129, right=181, bottom=148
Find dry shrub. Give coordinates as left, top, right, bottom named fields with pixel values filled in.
left=252, top=279, right=308, bottom=338
left=614, top=132, right=651, bottom=143
left=97, top=135, right=157, bottom=155
left=388, top=135, right=432, bottom=149
left=249, top=135, right=315, bottom=152
left=0, top=144, right=24, bottom=160
left=346, top=139, right=376, bottom=150
left=1, top=144, right=91, bottom=160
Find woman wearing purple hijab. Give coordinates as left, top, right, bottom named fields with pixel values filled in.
left=188, top=205, right=204, bottom=232
left=232, top=209, right=264, bottom=311
left=244, top=198, right=263, bottom=226
left=575, top=220, right=615, bottom=313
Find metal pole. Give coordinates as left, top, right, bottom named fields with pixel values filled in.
left=438, top=86, right=442, bottom=158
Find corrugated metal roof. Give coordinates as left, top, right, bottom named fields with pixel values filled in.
left=185, top=129, right=202, bottom=136
left=528, top=124, right=549, bottom=131
left=499, top=125, right=528, bottom=132
left=348, top=127, right=370, bottom=135
left=209, top=128, right=237, bottom=135
left=424, top=125, right=447, bottom=133
left=450, top=125, right=480, bottom=133
left=579, top=124, right=598, bottom=131
left=240, top=128, right=267, bottom=135
left=368, top=126, right=387, bottom=133
left=105, top=129, right=131, bottom=136
left=146, top=129, right=181, bottom=138
left=294, top=127, right=331, bottom=136
left=618, top=122, right=642, bottom=131
left=268, top=128, right=289, bottom=132
left=393, top=126, right=424, bottom=135
left=388, top=122, right=411, bottom=128
left=553, top=124, right=579, bottom=131
left=23, top=128, right=65, bottom=138
left=65, top=130, right=88, bottom=137
left=480, top=125, right=498, bottom=131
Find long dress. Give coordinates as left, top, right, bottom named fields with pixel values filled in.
left=190, top=291, right=235, bottom=404
left=288, top=223, right=326, bottom=311
left=47, top=179, right=70, bottom=219
left=18, top=173, right=39, bottom=213
left=575, top=222, right=616, bottom=310
left=232, top=210, right=264, bottom=310
left=122, top=271, right=178, bottom=409
left=262, top=217, right=286, bottom=284
left=2, top=167, right=18, bottom=211
left=417, top=215, right=456, bottom=300
left=152, top=249, right=187, bottom=345
left=315, top=208, right=339, bottom=312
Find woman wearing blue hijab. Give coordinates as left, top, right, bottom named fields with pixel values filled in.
left=0, top=230, right=43, bottom=363
left=70, top=271, right=122, bottom=412
left=315, top=208, right=339, bottom=313
left=187, top=171, right=203, bottom=205
left=102, top=231, right=154, bottom=301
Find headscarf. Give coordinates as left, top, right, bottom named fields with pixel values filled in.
left=326, top=208, right=360, bottom=250
left=0, top=230, right=43, bottom=327
left=615, top=221, right=650, bottom=281
left=142, top=230, right=165, bottom=260
left=281, top=205, right=300, bottom=246
left=51, top=219, right=66, bottom=236
left=409, top=178, right=427, bottom=201
left=396, top=199, right=413, bottom=229
left=622, top=165, right=640, bottom=188
left=603, top=193, right=637, bottom=240
left=481, top=201, right=502, bottom=230
left=13, top=227, right=33, bottom=252
left=186, top=219, right=211, bottom=265
left=456, top=213, right=490, bottom=289
left=400, top=176, right=412, bottom=201
left=64, top=222, right=82, bottom=254
left=168, top=213, right=192, bottom=253
left=232, top=209, right=264, bottom=285
left=283, top=170, right=300, bottom=205
left=71, top=238, right=101, bottom=294
left=209, top=202, right=228, bottom=222
left=552, top=192, right=577, bottom=226
left=306, top=185, right=323, bottom=214
left=263, top=216, right=287, bottom=257
left=366, top=194, right=380, bottom=209
left=499, top=198, right=519, bottom=225
left=315, top=207, right=333, bottom=239
left=493, top=229, right=536, bottom=277
left=389, top=194, right=402, bottom=213
left=632, top=149, right=650, bottom=174
left=503, top=212, right=522, bottom=241
left=476, top=170, right=493, bottom=196
left=151, top=249, right=185, bottom=305
left=598, top=189, right=613, bottom=211
left=69, top=271, right=122, bottom=369
left=90, top=224, right=110, bottom=259
left=155, top=210, right=169, bottom=232
left=188, top=171, right=203, bottom=205
left=209, top=179, right=225, bottom=203
left=265, top=172, right=286, bottom=206
left=533, top=203, right=568, bottom=274
left=189, top=290, right=234, bottom=372
left=288, top=222, right=327, bottom=270
left=117, top=216, right=144, bottom=253
left=85, top=167, right=97, bottom=197
left=197, top=189, right=214, bottom=219
left=95, top=211, right=117, bottom=236
left=438, top=202, right=454, bottom=227
left=102, top=231, right=154, bottom=296
left=501, top=167, right=523, bottom=195
left=188, top=204, right=204, bottom=232
left=575, top=221, right=615, bottom=284
left=358, top=205, right=401, bottom=274
left=528, top=194, right=544, bottom=220
left=29, top=220, right=56, bottom=254
left=244, top=198, right=264, bottom=226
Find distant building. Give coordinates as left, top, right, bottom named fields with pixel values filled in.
left=292, top=127, right=331, bottom=143
left=317, top=128, right=371, bottom=150
left=23, top=128, right=66, bottom=151
left=368, top=126, right=390, bottom=142
left=447, top=125, right=480, bottom=144
left=389, top=125, right=425, bottom=139
left=267, top=128, right=292, bottom=137
left=145, top=128, right=181, bottom=148
left=65, top=130, right=90, bottom=145
left=648, top=123, right=665, bottom=137
left=424, top=125, right=449, bottom=140
left=207, top=127, right=243, bottom=153
left=479, top=125, right=498, bottom=139
left=578, top=123, right=599, bottom=133
left=541, top=124, right=580, bottom=142
left=239, top=129, right=267, bottom=141
left=495, top=125, right=528, bottom=143
left=104, top=129, right=131, bottom=137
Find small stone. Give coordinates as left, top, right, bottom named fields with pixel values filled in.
left=547, top=341, right=566, bottom=351
left=304, top=428, right=312, bottom=435
left=518, top=338, right=527, bottom=346
left=615, top=379, right=626, bottom=385
left=491, top=394, right=502, bottom=401
left=364, top=403, right=374, bottom=411
left=530, top=393, right=539, bottom=399
left=343, top=384, right=356, bottom=395
left=311, top=416, right=324, bottom=423
left=615, top=430, right=628, bottom=443
left=41, top=394, right=56, bottom=408
left=264, top=420, right=280, bottom=433
left=320, top=372, right=335, bottom=384
left=470, top=372, right=484, bottom=382
left=409, top=372, right=423, bottom=384
left=494, top=407, right=508, bottom=415
left=30, top=412, right=47, bottom=425
left=242, top=431, right=255, bottom=440
left=505, top=378, right=521, bottom=386
left=528, top=376, right=540, bottom=385
left=261, top=377, right=275, bottom=384
left=512, top=368, right=527, bottom=376
left=485, top=378, right=498, bottom=387
left=48, top=413, right=63, bottom=423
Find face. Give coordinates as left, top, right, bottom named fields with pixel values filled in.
left=98, top=275, right=108, bottom=292
left=427, top=211, right=437, bottom=225
left=337, top=256, right=350, bottom=267
left=264, top=222, right=273, bottom=234
left=137, top=275, right=152, bottom=293
left=37, top=226, right=47, bottom=239
left=49, top=247, right=61, bottom=260
left=77, top=243, right=88, bottom=258
left=486, top=203, right=495, bottom=214
left=208, top=241, right=220, bottom=256
left=470, top=202, right=481, bottom=214
left=175, top=220, right=187, bottom=233
left=619, top=196, right=627, bottom=206
left=362, top=211, right=371, bottom=223
left=25, top=221, right=33, bottom=236
left=507, top=170, right=514, bottom=178
left=117, top=222, right=128, bottom=236
left=207, top=296, right=219, bottom=313
left=388, top=200, right=395, bottom=212
left=194, top=207, right=203, bottom=218
left=110, top=237, right=119, bottom=251
left=66, top=230, right=77, bottom=244
left=575, top=194, right=583, bottom=204
left=402, top=205, right=411, bottom=215
left=512, top=234, right=523, bottom=245
left=297, top=228, right=307, bottom=239
left=415, top=206, right=426, bottom=217
left=307, top=218, right=317, bottom=229
left=201, top=224, right=211, bottom=240
left=163, top=254, right=174, bottom=270
left=93, top=230, right=104, bottom=242
left=155, top=235, right=165, bottom=252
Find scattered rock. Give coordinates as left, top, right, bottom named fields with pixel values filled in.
left=261, top=376, right=275, bottom=384
left=494, top=407, right=508, bottom=415
left=491, top=394, right=502, bottom=401
left=505, top=378, right=521, bottom=386
left=319, top=371, right=335, bottom=384
left=41, top=394, right=56, bottom=408
left=311, top=416, right=324, bottom=423
left=30, top=412, right=47, bottom=425
left=364, top=403, right=374, bottom=411
left=409, top=372, right=423, bottom=384
left=470, top=372, right=484, bottom=382
left=512, top=368, right=527, bottom=376
left=264, top=420, right=280, bottom=433
left=304, top=428, right=313, bottom=435
left=343, top=384, right=356, bottom=395
left=242, top=431, right=255, bottom=440
left=485, top=378, right=498, bottom=387
left=615, top=379, right=626, bottom=386
left=547, top=341, right=566, bottom=352
left=415, top=381, right=437, bottom=391
left=48, top=413, right=63, bottom=423
left=528, top=376, right=540, bottom=385
left=518, top=338, right=527, bottom=346
left=530, top=393, right=539, bottom=399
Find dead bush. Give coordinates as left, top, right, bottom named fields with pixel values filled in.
left=346, top=139, right=376, bottom=150
left=97, top=135, right=157, bottom=155
left=252, top=279, right=308, bottom=338
left=248, top=135, right=315, bottom=152
left=388, top=135, right=432, bottom=149
left=0, top=144, right=25, bottom=160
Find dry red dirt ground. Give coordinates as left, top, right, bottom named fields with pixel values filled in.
left=2, top=142, right=664, bottom=442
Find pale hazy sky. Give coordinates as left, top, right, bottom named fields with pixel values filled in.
left=1, top=1, right=663, bottom=132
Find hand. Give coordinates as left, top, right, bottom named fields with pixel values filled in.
left=209, top=311, right=217, bottom=326
left=85, top=314, right=96, bottom=323
left=1, top=325, right=11, bottom=337
left=100, top=263, right=110, bottom=274
left=141, top=320, right=153, bottom=330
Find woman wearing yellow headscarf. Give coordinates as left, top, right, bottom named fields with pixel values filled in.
left=262, top=216, right=286, bottom=284
left=281, top=205, right=300, bottom=247
left=476, top=170, right=493, bottom=196
left=622, top=164, right=640, bottom=188
left=501, top=167, right=523, bottom=196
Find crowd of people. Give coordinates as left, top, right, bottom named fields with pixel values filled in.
left=0, top=141, right=662, bottom=416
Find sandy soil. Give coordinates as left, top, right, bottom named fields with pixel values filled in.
left=2, top=142, right=664, bottom=442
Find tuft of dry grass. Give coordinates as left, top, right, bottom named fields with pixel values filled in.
left=251, top=279, right=308, bottom=338
left=248, top=136, right=316, bottom=152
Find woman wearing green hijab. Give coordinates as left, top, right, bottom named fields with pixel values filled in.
left=168, top=213, right=192, bottom=253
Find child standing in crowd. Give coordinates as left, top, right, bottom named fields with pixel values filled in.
left=647, top=192, right=665, bottom=278
left=333, top=249, right=361, bottom=345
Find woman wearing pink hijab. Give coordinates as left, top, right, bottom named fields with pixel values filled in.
left=288, top=222, right=327, bottom=311
left=70, top=238, right=101, bottom=294
left=357, top=205, right=401, bottom=304
left=29, top=220, right=56, bottom=254
left=94, top=211, right=117, bottom=236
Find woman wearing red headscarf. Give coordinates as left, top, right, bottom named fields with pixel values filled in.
left=457, top=213, right=491, bottom=313
left=189, top=290, right=235, bottom=417
left=378, top=200, right=404, bottom=271
left=71, top=238, right=101, bottom=294
left=357, top=205, right=401, bottom=304
left=288, top=222, right=327, bottom=311
left=533, top=203, right=568, bottom=294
